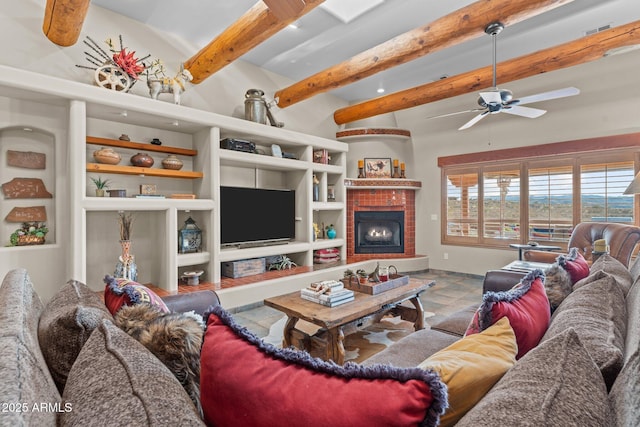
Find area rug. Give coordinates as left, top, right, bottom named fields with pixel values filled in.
left=264, top=312, right=435, bottom=364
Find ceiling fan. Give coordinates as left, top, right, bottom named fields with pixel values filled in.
left=429, top=22, right=580, bottom=130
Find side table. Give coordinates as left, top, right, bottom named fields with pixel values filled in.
left=509, top=243, right=562, bottom=260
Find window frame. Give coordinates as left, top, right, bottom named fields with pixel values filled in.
left=439, top=133, right=640, bottom=248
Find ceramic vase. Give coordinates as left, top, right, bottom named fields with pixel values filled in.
left=130, top=152, right=154, bottom=167
left=93, top=147, right=121, bottom=165
left=327, top=226, right=337, bottom=239
left=162, top=154, right=184, bottom=170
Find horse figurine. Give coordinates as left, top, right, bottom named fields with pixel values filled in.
left=147, top=67, right=193, bottom=105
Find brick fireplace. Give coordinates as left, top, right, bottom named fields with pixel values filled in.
left=345, top=179, right=421, bottom=262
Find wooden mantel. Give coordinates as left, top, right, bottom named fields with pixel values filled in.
left=344, top=178, right=422, bottom=191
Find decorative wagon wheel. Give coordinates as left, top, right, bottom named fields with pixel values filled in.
left=94, top=64, right=132, bottom=91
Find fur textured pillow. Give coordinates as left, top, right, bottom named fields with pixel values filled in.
left=465, top=269, right=550, bottom=359
left=114, top=304, right=204, bottom=416
left=200, top=304, right=447, bottom=427
left=543, top=263, right=572, bottom=312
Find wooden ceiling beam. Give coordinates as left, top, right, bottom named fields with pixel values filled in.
left=333, top=20, right=640, bottom=125
left=262, top=0, right=306, bottom=21
left=184, top=0, right=324, bottom=84
left=275, top=0, right=575, bottom=108
left=42, top=0, right=91, bottom=46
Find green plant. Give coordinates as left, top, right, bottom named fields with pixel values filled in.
left=8, top=222, right=48, bottom=246
left=90, top=176, right=111, bottom=189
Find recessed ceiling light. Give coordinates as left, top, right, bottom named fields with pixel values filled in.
left=320, top=0, right=384, bottom=24
left=377, top=88, right=385, bottom=94
left=288, top=22, right=299, bottom=29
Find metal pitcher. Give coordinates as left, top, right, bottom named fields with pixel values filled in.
left=244, top=89, right=284, bottom=127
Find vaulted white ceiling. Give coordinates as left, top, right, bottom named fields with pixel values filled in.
left=93, top=0, right=638, bottom=104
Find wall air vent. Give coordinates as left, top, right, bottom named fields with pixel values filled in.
left=585, top=24, right=611, bottom=36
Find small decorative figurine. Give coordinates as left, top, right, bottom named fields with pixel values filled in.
left=147, top=65, right=193, bottom=105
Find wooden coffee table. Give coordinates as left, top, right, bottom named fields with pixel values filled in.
left=264, top=278, right=434, bottom=364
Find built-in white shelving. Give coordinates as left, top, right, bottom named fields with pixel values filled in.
left=0, top=65, right=348, bottom=293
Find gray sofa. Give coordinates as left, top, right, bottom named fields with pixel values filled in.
left=365, top=254, right=640, bottom=426
left=0, top=268, right=217, bottom=426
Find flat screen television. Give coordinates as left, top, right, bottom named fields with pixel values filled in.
left=220, top=186, right=296, bottom=246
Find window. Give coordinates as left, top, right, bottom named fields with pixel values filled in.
left=439, top=134, right=640, bottom=248
left=483, top=168, right=520, bottom=240
left=446, top=172, right=478, bottom=238
left=580, top=161, right=634, bottom=223
left=528, top=164, right=573, bottom=242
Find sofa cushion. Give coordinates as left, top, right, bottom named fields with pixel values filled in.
left=200, top=305, right=447, bottom=427
left=429, top=303, right=477, bottom=337
left=465, top=270, right=550, bottom=359
left=557, top=247, right=590, bottom=284
left=456, top=328, right=610, bottom=426
left=0, top=269, right=60, bottom=427
left=576, top=253, right=633, bottom=295
left=38, top=279, right=113, bottom=392
left=542, top=273, right=626, bottom=390
left=103, top=275, right=169, bottom=315
left=418, top=317, right=517, bottom=427
left=59, top=319, right=203, bottom=426
left=609, top=349, right=640, bottom=427
left=362, top=328, right=460, bottom=368
left=625, top=276, right=640, bottom=364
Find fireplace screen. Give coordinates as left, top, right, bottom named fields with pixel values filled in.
left=354, top=211, right=404, bottom=254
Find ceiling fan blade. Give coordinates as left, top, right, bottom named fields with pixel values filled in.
left=502, top=105, right=547, bottom=118
left=515, top=87, right=580, bottom=106
left=459, top=111, right=489, bottom=130
left=426, top=108, right=485, bottom=120
left=479, top=91, right=502, bottom=105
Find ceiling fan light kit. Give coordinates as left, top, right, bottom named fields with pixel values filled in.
left=429, top=21, right=580, bottom=130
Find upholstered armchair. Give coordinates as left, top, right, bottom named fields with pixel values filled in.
left=523, top=222, right=640, bottom=267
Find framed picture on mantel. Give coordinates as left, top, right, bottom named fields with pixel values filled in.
left=364, top=158, right=392, bottom=178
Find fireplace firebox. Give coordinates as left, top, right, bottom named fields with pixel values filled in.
left=354, top=211, right=404, bottom=254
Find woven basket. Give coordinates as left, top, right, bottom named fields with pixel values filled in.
left=17, top=235, right=46, bottom=246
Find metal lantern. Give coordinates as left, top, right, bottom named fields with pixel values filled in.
left=179, top=217, right=202, bottom=253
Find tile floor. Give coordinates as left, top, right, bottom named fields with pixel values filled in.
left=231, top=269, right=485, bottom=345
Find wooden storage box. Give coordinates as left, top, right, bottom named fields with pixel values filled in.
left=221, top=258, right=266, bottom=278
left=342, top=274, right=410, bottom=295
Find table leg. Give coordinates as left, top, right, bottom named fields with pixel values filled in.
left=282, top=316, right=299, bottom=348
left=409, top=296, right=425, bottom=331
left=326, top=327, right=346, bottom=365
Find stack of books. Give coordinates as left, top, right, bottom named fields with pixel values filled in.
left=300, top=280, right=355, bottom=307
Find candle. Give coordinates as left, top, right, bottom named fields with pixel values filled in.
left=400, top=162, right=406, bottom=170
left=393, top=159, right=399, bottom=167
left=358, top=159, right=364, bottom=168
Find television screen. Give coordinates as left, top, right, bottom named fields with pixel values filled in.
left=220, top=186, right=296, bottom=245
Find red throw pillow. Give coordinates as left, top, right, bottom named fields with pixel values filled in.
left=200, top=305, right=447, bottom=427
left=558, top=247, right=590, bottom=284
left=465, top=270, right=550, bottom=359
left=103, top=275, right=169, bottom=315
